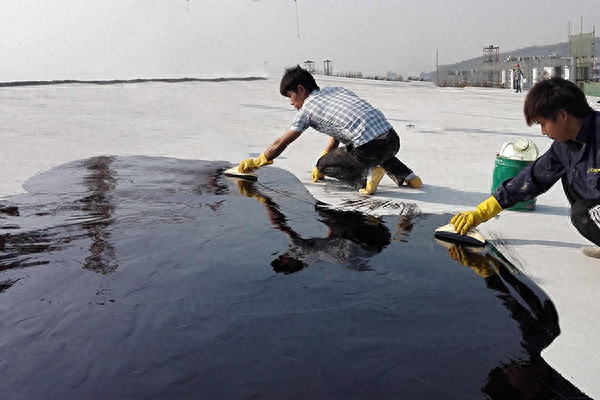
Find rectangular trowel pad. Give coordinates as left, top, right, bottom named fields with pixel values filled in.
left=434, top=223, right=486, bottom=246
left=223, top=167, right=258, bottom=181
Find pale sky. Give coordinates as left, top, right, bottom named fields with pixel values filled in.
left=1, top=0, right=598, bottom=81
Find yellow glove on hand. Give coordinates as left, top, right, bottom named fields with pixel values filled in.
left=238, top=153, right=273, bottom=173
left=311, top=149, right=329, bottom=182
left=311, top=167, right=324, bottom=182
left=451, top=196, right=502, bottom=235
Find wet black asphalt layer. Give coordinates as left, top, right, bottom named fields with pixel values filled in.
left=0, top=156, right=590, bottom=399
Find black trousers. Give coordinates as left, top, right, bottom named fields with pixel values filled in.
left=562, top=177, right=600, bottom=246
left=316, top=129, right=414, bottom=188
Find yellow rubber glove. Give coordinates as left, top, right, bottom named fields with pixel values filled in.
left=311, top=167, right=324, bottom=182
left=238, top=153, right=273, bottom=173
left=451, top=196, right=502, bottom=235
left=311, top=149, right=329, bottom=182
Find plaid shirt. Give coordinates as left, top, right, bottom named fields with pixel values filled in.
left=289, top=87, right=392, bottom=147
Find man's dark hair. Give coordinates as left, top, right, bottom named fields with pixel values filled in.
left=524, top=76, right=594, bottom=125
left=279, top=65, right=320, bottom=96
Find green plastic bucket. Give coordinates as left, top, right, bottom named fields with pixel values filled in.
left=491, top=156, right=536, bottom=211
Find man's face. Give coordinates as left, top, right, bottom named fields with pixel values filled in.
left=535, top=111, right=574, bottom=143
left=286, top=85, right=309, bottom=110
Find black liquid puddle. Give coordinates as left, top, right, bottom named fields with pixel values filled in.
left=0, top=156, right=590, bottom=399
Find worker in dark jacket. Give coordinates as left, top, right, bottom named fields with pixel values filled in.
left=451, top=77, right=600, bottom=258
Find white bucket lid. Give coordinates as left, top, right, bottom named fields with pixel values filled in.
left=498, top=138, right=539, bottom=161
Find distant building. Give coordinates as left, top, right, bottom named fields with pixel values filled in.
left=385, top=71, right=403, bottom=81
left=436, top=31, right=598, bottom=95
left=303, top=60, right=315, bottom=74
left=323, top=60, right=333, bottom=76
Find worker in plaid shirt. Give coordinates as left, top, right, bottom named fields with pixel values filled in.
left=236, top=65, right=421, bottom=195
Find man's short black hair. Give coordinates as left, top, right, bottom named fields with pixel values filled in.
left=524, top=76, right=594, bottom=125
left=279, top=65, right=320, bottom=96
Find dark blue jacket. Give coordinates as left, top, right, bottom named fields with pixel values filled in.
left=494, top=111, right=600, bottom=208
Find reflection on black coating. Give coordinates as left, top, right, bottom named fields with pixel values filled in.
left=0, top=230, right=57, bottom=269
left=79, top=156, right=118, bottom=274
left=0, top=157, right=119, bottom=273
left=0, top=278, right=19, bottom=293
left=443, top=243, right=584, bottom=399
left=193, top=168, right=231, bottom=197
left=0, top=206, right=20, bottom=217
left=237, top=180, right=418, bottom=274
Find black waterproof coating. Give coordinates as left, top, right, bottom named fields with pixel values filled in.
left=0, top=156, right=590, bottom=399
